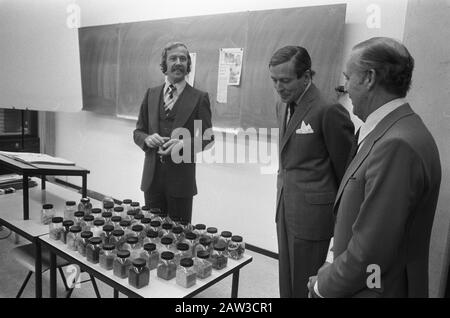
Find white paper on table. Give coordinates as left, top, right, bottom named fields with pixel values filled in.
left=216, top=65, right=230, bottom=103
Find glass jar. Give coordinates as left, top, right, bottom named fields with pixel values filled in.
left=91, top=208, right=102, bottom=221
left=49, top=217, right=63, bottom=240
left=78, top=197, right=92, bottom=216
left=157, top=251, right=176, bottom=280
left=76, top=230, right=93, bottom=257
left=119, top=220, right=132, bottom=238
left=81, top=214, right=94, bottom=232
left=180, top=220, right=194, bottom=233
left=66, top=225, right=81, bottom=251
left=206, top=227, right=219, bottom=245
left=61, top=220, right=74, bottom=244
left=64, top=201, right=77, bottom=221
left=218, top=231, right=233, bottom=254
left=102, top=211, right=113, bottom=225
left=113, top=250, right=132, bottom=279
left=99, top=244, right=116, bottom=270
left=140, top=217, right=151, bottom=234
left=159, top=212, right=172, bottom=225
left=183, top=232, right=198, bottom=257
left=196, top=237, right=212, bottom=255
left=193, top=223, right=206, bottom=238
left=140, top=243, right=159, bottom=271
left=128, top=258, right=149, bottom=289
left=113, top=206, right=125, bottom=218
left=210, top=244, right=228, bottom=270
left=111, top=229, right=125, bottom=250
left=86, top=237, right=102, bottom=264
left=73, top=211, right=85, bottom=227
left=126, top=210, right=137, bottom=224
left=41, top=204, right=55, bottom=225
left=160, top=223, right=174, bottom=240
left=143, top=230, right=160, bottom=249
left=122, top=236, right=141, bottom=261
left=121, top=199, right=132, bottom=213
left=150, top=208, right=163, bottom=223
left=171, top=226, right=184, bottom=244
left=160, top=237, right=175, bottom=254
left=194, top=250, right=213, bottom=279
left=176, top=258, right=196, bottom=288
left=134, top=214, right=144, bottom=226
left=150, top=220, right=162, bottom=237
left=174, top=243, right=191, bottom=265
left=111, top=215, right=122, bottom=229
left=103, top=201, right=114, bottom=215
left=171, top=216, right=181, bottom=227
left=130, top=201, right=140, bottom=214
left=228, top=235, right=245, bottom=260
left=92, top=219, right=105, bottom=238
left=141, top=206, right=150, bottom=218
left=102, top=224, right=114, bottom=245
left=131, top=224, right=145, bottom=246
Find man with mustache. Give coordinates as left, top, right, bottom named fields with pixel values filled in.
left=134, top=42, right=213, bottom=223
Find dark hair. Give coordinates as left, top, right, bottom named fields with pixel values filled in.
left=160, top=42, right=192, bottom=74
left=269, top=46, right=315, bottom=78
left=353, top=37, right=414, bottom=97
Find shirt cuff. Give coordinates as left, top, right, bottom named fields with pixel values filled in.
left=314, top=280, right=324, bottom=298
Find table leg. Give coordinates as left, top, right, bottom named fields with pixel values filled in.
left=114, top=289, right=119, bottom=298
left=41, top=175, right=46, bottom=190
left=35, top=240, right=42, bottom=298
left=50, top=250, right=57, bottom=298
left=82, top=174, right=87, bottom=198
left=231, top=270, right=240, bottom=298
left=22, top=174, right=29, bottom=220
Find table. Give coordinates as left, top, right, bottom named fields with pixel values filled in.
left=0, top=181, right=99, bottom=297
left=40, top=235, right=253, bottom=298
left=0, top=154, right=89, bottom=220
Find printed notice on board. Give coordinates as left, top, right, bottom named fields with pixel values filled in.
left=185, top=52, right=196, bottom=87
left=216, top=48, right=244, bottom=103
left=216, top=66, right=230, bottom=103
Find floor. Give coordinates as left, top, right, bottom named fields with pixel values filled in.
left=0, top=228, right=279, bottom=298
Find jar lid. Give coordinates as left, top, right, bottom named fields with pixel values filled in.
left=103, top=224, right=114, bottom=232
left=207, top=227, right=218, bottom=234
left=199, top=237, right=212, bottom=246
left=134, top=214, right=144, bottom=220
left=141, top=205, right=150, bottom=211
left=160, top=237, right=173, bottom=245
left=63, top=220, right=74, bottom=227
left=150, top=208, right=161, bottom=215
left=126, top=236, right=138, bottom=244
left=83, top=215, right=94, bottom=222
left=127, top=210, right=137, bottom=216
left=91, top=208, right=102, bottom=214
left=176, top=243, right=189, bottom=251
left=162, top=223, right=173, bottom=230
left=93, top=219, right=105, bottom=226
left=65, top=201, right=76, bottom=206
left=81, top=231, right=93, bottom=239
left=146, top=230, right=158, bottom=238
left=143, top=243, right=156, bottom=252
left=132, top=258, right=146, bottom=268
left=213, top=243, right=226, bottom=251
left=185, top=232, right=197, bottom=240
left=131, top=224, right=144, bottom=232
left=231, top=235, right=243, bottom=242
left=111, top=216, right=122, bottom=222
left=74, top=211, right=85, bottom=218
left=195, top=224, right=206, bottom=230
left=172, top=226, right=183, bottom=234
left=69, top=225, right=82, bottom=233
left=102, top=211, right=112, bottom=218
left=51, top=217, right=63, bottom=223
left=113, top=206, right=124, bottom=212
left=117, top=250, right=130, bottom=258
left=197, top=250, right=210, bottom=259
left=122, top=199, right=132, bottom=204
left=221, top=231, right=232, bottom=238
left=119, top=220, right=131, bottom=227
left=180, top=258, right=194, bottom=267
left=89, top=237, right=102, bottom=245
left=112, top=229, right=125, bottom=237
left=161, top=251, right=174, bottom=260
left=103, top=202, right=114, bottom=209
left=42, top=204, right=53, bottom=209
left=180, top=220, right=190, bottom=226
left=141, top=217, right=151, bottom=224
left=171, top=216, right=180, bottom=223
left=102, top=244, right=115, bottom=251
left=81, top=197, right=90, bottom=203
left=130, top=202, right=140, bottom=207
left=150, top=220, right=161, bottom=227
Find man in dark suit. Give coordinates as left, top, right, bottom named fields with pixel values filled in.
left=269, top=46, right=354, bottom=298
left=308, top=37, right=441, bottom=297
left=134, top=42, right=213, bottom=223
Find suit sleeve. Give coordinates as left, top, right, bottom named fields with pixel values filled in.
left=317, top=139, right=424, bottom=297
left=192, top=92, right=214, bottom=155
left=322, top=104, right=355, bottom=183
left=133, top=89, right=152, bottom=153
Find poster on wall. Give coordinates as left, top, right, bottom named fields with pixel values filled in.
left=218, top=48, right=244, bottom=86
left=185, top=52, right=196, bottom=87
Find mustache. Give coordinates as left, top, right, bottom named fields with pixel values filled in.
left=171, top=65, right=185, bottom=72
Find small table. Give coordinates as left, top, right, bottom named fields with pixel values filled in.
left=40, top=235, right=253, bottom=298
left=0, top=154, right=90, bottom=220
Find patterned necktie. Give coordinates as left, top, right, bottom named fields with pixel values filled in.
left=163, top=84, right=176, bottom=116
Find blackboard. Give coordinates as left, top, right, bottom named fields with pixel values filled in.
left=79, top=5, right=346, bottom=129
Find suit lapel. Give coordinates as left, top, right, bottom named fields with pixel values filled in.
left=279, top=102, right=288, bottom=138
left=333, top=104, right=415, bottom=213
left=172, top=84, right=197, bottom=129
left=148, top=85, right=164, bottom=133
left=280, top=84, right=317, bottom=152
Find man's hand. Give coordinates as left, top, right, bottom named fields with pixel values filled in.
left=145, top=134, right=169, bottom=148
left=157, top=139, right=184, bottom=156
left=307, top=275, right=320, bottom=298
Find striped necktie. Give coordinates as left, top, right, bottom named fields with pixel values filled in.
left=163, top=84, right=176, bottom=116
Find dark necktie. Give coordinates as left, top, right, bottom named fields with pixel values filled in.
left=345, top=129, right=360, bottom=170
left=287, top=101, right=296, bottom=124
left=163, top=84, right=176, bottom=116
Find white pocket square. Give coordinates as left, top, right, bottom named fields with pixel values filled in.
left=296, top=121, right=314, bottom=134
